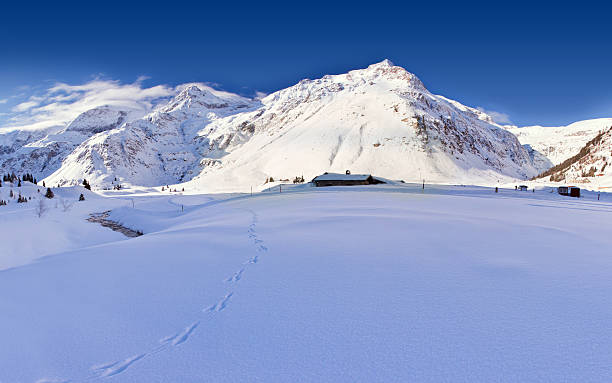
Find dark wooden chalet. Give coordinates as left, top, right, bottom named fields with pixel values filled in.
left=558, top=186, right=581, bottom=198
left=311, top=171, right=385, bottom=187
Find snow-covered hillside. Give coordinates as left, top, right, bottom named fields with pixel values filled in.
left=535, top=126, right=612, bottom=188
left=1, top=185, right=612, bottom=382
left=506, top=118, right=612, bottom=166
left=0, top=180, right=108, bottom=269
left=0, top=105, right=139, bottom=179
left=39, top=61, right=539, bottom=191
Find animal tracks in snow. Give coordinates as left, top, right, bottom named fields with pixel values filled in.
left=161, top=321, right=201, bottom=346
left=94, top=353, right=147, bottom=377
left=224, top=209, right=267, bottom=282
left=172, top=321, right=200, bottom=346
left=246, top=255, right=259, bottom=264
left=225, top=268, right=245, bottom=283
left=42, top=208, right=268, bottom=382
left=205, top=292, right=234, bottom=313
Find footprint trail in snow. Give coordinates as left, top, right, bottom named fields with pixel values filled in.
left=45, top=208, right=269, bottom=382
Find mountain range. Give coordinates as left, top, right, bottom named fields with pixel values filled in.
left=1, top=60, right=610, bottom=191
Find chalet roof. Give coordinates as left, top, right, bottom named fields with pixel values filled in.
left=312, top=173, right=372, bottom=181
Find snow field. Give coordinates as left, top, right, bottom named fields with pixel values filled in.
left=1, top=184, right=611, bottom=382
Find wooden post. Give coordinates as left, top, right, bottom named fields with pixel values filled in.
left=422, top=180, right=425, bottom=190
left=280, top=184, right=282, bottom=193
left=495, top=187, right=498, bottom=193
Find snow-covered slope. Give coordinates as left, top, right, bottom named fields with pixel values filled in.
left=535, top=126, right=612, bottom=188
left=2, top=186, right=612, bottom=382
left=0, top=105, right=138, bottom=179
left=45, top=86, right=258, bottom=187
left=506, top=118, right=612, bottom=166
left=184, top=60, right=538, bottom=192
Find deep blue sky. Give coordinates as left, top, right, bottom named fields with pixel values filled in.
left=1, top=0, right=611, bottom=126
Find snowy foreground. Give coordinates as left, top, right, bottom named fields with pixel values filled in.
left=1, top=184, right=612, bottom=382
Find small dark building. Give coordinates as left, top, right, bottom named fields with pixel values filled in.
left=518, top=185, right=528, bottom=191
left=558, top=186, right=581, bottom=198
left=312, top=171, right=385, bottom=187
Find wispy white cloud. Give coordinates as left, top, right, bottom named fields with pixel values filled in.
left=254, top=91, right=268, bottom=100
left=12, top=96, right=44, bottom=112
left=0, top=99, right=7, bottom=104
left=476, top=107, right=512, bottom=125
left=1, top=77, right=175, bottom=132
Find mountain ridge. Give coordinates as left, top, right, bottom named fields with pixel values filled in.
left=2, top=60, right=593, bottom=191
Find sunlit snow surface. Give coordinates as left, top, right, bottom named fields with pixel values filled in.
left=1, top=184, right=611, bottom=382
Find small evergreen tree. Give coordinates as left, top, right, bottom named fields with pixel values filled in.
left=79, top=193, right=85, bottom=201
left=45, top=188, right=54, bottom=199
left=9, top=190, right=14, bottom=198
left=43, top=181, right=46, bottom=187
left=18, top=180, right=21, bottom=187
left=82, top=179, right=91, bottom=190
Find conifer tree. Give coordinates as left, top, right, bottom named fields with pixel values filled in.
left=45, top=188, right=54, bottom=199
left=79, top=193, right=85, bottom=201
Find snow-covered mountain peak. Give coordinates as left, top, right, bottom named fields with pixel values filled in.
left=259, top=60, right=427, bottom=111
left=65, top=105, right=134, bottom=134
left=370, top=58, right=394, bottom=67
left=358, top=59, right=425, bottom=88
left=159, top=84, right=255, bottom=115
left=181, top=61, right=541, bottom=191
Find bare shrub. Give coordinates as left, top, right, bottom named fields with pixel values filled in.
left=35, top=199, right=48, bottom=218
left=60, top=198, right=73, bottom=212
